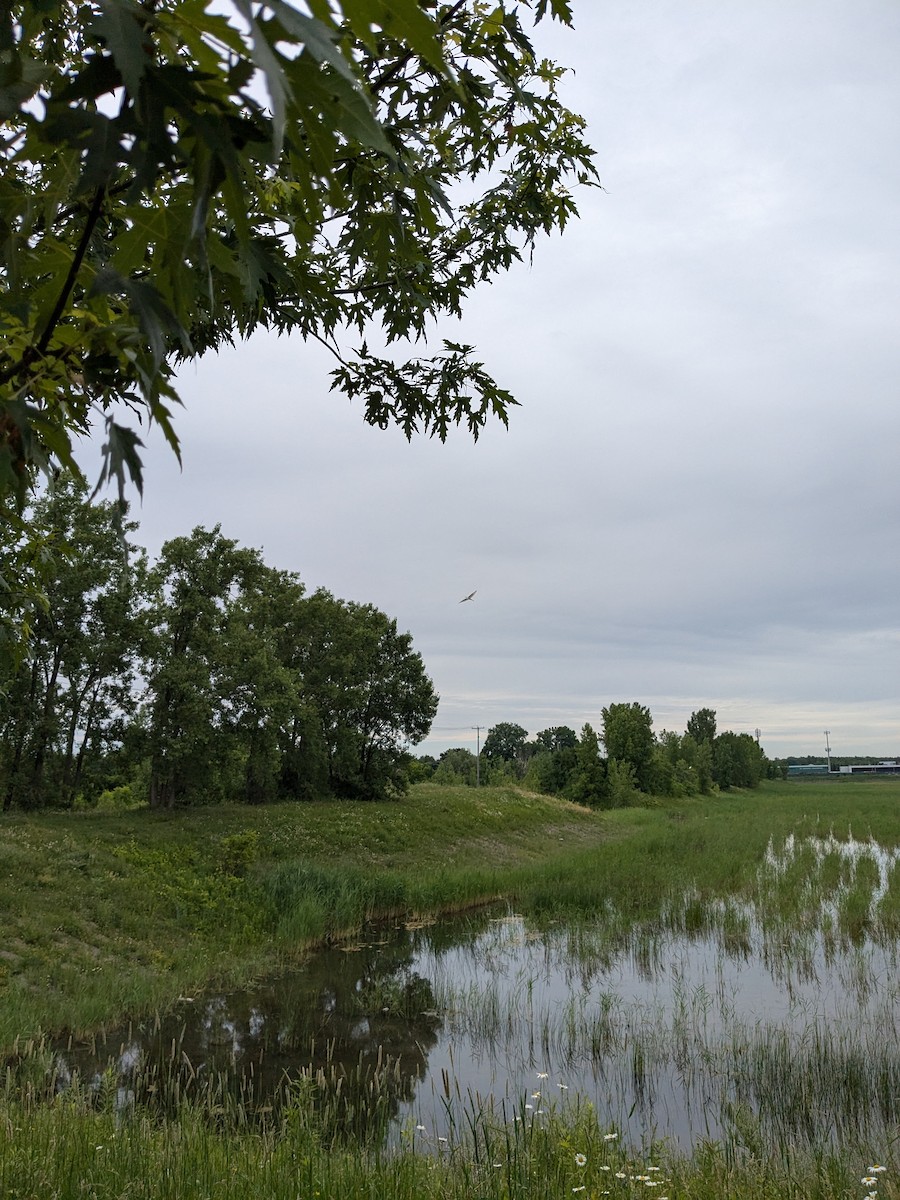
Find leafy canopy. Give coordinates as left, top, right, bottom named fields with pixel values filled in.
left=0, top=0, right=596, bottom=657
left=481, top=720, right=528, bottom=763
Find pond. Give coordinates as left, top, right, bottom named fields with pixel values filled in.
left=46, top=833, right=900, bottom=1153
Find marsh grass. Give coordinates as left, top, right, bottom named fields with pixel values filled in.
left=430, top=960, right=900, bottom=1150
left=1, top=1070, right=897, bottom=1200
left=418, top=819, right=900, bottom=1157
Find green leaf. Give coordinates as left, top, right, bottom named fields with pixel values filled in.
left=285, top=53, right=393, bottom=157
left=89, top=266, right=192, bottom=368
left=535, top=0, right=574, bottom=22
left=93, top=0, right=152, bottom=98
left=234, top=0, right=288, bottom=159
left=93, top=417, right=145, bottom=503
left=268, top=3, right=357, bottom=83
left=342, top=0, right=447, bottom=72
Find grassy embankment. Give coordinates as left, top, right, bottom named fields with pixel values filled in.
left=3, top=777, right=900, bottom=1044
left=0, top=781, right=606, bottom=1045
left=2, top=778, right=900, bottom=1199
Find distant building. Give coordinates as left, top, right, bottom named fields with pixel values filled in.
left=838, top=762, right=900, bottom=775
left=786, top=764, right=830, bottom=777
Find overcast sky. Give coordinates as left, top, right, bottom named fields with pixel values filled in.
left=110, top=1, right=900, bottom=760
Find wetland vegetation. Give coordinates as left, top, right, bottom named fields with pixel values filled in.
left=2, top=777, right=900, bottom=1198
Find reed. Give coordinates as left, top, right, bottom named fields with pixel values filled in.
left=1, top=1073, right=896, bottom=1200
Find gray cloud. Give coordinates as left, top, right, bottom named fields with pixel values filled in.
left=109, top=0, right=900, bottom=760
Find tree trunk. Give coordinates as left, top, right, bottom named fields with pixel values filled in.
left=61, top=671, right=98, bottom=804
left=27, top=650, right=62, bottom=808
left=3, top=659, right=41, bottom=811
left=67, top=681, right=101, bottom=807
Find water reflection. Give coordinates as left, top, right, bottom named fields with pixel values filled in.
left=45, top=835, right=900, bottom=1153
left=53, top=920, right=452, bottom=1141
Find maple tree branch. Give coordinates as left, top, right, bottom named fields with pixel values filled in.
left=36, top=186, right=105, bottom=356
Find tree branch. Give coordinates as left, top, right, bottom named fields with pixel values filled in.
left=368, top=0, right=466, bottom=94
left=311, top=330, right=348, bottom=366
left=36, top=186, right=105, bottom=356
left=0, top=187, right=106, bottom=389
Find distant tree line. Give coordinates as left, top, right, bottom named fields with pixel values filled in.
left=416, top=705, right=769, bottom=805
left=0, top=482, right=437, bottom=811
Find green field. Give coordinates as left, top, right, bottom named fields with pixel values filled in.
left=2, top=779, right=899, bottom=1198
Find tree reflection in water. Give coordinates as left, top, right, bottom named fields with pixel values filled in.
left=49, top=916, right=477, bottom=1144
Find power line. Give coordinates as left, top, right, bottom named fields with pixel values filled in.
left=472, top=725, right=484, bottom=788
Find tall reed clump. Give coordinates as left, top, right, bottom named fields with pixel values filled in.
left=260, top=860, right=509, bottom=946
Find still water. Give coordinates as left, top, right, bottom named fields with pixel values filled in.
left=52, top=835, right=900, bottom=1150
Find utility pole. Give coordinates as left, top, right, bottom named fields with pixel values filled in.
left=824, top=730, right=832, bottom=773
left=472, top=725, right=483, bottom=787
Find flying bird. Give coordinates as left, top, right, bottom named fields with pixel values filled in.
left=459, top=590, right=477, bottom=604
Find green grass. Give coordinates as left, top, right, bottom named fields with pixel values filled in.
left=0, top=1082, right=896, bottom=1200
left=3, top=778, right=900, bottom=1198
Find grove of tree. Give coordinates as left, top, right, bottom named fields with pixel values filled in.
left=0, top=481, right=437, bottom=808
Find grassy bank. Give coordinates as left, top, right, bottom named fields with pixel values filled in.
left=0, top=782, right=610, bottom=1045
left=3, top=779, right=900, bottom=1046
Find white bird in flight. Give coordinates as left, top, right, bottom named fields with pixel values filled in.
left=459, top=590, right=477, bottom=603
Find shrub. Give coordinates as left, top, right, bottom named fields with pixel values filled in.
left=217, top=830, right=260, bottom=877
